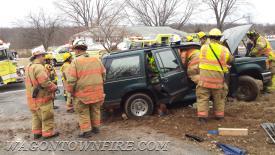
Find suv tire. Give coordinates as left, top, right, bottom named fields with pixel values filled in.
left=236, top=76, right=260, bottom=101
left=124, top=93, right=154, bottom=118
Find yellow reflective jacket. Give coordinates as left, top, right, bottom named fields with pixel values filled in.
left=251, top=36, right=274, bottom=61
left=45, top=64, right=58, bottom=84
left=60, top=62, right=71, bottom=81
left=199, top=41, right=232, bottom=73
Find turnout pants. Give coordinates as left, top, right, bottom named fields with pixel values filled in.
left=196, top=85, right=228, bottom=118
left=31, top=101, right=55, bottom=137
left=74, top=98, right=101, bottom=132
left=66, top=92, right=73, bottom=110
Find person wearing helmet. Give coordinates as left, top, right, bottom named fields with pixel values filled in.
left=25, top=49, right=59, bottom=140
left=60, top=52, right=74, bottom=113
left=198, top=31, right=207, bottom=45
left=186, top=35, right=194, bottom=42
left=247, top=31, right=274, bottom=59
left=44, top=53, right=59, bottom=109
left=196, top=28, right=233, bottom=123
left=179, top=46, right=200, bottom=84
left=65, top=39, right=106, bottom=138
left=247, top=31, right=275, bottom=93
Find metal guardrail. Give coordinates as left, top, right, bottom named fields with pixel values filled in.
left=261, top=123, right=275, bottom=144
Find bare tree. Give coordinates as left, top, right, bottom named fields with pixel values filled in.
left=55, top=0, right=114, bottom=28
left=125, top=0, right=193, bottom=29
left=202, top=0, right=248, bottom=30
left=55, top=0, right=127, bottom=52
left=25, top=10, right=61, bottom=50
left=89, top=2, right=128, bottom=52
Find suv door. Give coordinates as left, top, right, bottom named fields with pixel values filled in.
left=153, top=48, right=189, bottom=96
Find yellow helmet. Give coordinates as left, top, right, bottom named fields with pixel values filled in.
left=63, top=52, right=72, bottom=61
left=45, top=53, right=53, bottom=60
left=186, top=35, right=193, bottom=42
left=209, top=28, right=222, bottom=37
left=198, top=31, right=206, bottom=39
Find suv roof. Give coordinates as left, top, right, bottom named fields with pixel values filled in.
left=104, top=42, right=201, bottom=58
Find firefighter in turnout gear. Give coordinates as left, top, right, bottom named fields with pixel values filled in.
left=61, top=52, right=74, bottom=113
left=66, top=39, right=106, bottom=138
left=198, top=31, right=207, bottom=45
left=196, top=28, right=233, bottom=123
left=146, top=52, right=168, bottom=116
left=180, top=36, right=200, bottom=84
left=45, top=54, right=59, bottom=109
left=247, top=31, right=275, bottom=93
left=25, top=48, right=59, bottom=139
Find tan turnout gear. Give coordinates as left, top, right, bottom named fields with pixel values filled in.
left=66, top=53, right=106, bottom=132
left=196, top=37, right=233, bottom=118
left=61, top=61, right=73, bottom=111
left=180, top=48, right=200, bottom=84
left=25, top=59, right=57, bottom=137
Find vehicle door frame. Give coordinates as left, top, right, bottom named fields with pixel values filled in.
left=152, top=47, right=189, bottom=97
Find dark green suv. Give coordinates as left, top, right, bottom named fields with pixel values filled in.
left=102, top=25, right=272, bottom=118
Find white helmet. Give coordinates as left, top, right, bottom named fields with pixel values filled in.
left=72, top=39, right=88, bottom=50
left=31, top=45, right=46, bottom=58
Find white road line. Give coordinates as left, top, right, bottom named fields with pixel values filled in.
left=0, top=89, right=26, bottom=95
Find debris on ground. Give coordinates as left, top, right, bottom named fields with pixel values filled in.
left=216, top=142, right=246, bottom=155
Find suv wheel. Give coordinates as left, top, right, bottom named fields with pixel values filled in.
left=124, top=93, right=154, bottom=118
left=236, top=76, right=260, bottom=101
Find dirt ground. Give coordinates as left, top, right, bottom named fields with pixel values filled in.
left=117, top=92, right=275, bottom=155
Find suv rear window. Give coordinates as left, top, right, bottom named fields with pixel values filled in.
left=106, top=55, right=141, bottom=80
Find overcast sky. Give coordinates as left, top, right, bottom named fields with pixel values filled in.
left=0, top=0, right=274, bottom=27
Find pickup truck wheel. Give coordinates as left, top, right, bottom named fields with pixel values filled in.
left=124, top=93, right=154, bottom=119
left=236, top=76, right=260, bottom=101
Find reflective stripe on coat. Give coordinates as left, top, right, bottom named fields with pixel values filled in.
left=66, top=54, right=106, bottom=104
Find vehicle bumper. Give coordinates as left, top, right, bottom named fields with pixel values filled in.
left=262, top=71, right=272, bottom=84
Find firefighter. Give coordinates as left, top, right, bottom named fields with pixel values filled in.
left=198, top=31, right=207, bottom=45
left=247, top=31, right=275, bottom=92
left=196, top=28, right=233, bottom=123
left=60, top=52, right=74, bottom=113
left=45, top=54, right=59, bottom=109
left=180, top=36, right=200, bottom=84
left=146, top=52, right=168, bottom=116
left=186, top=35, right=194, bottom=42
left=66, top=39, right=106, bottom=138
left=25, top=49, right=59, bottom=139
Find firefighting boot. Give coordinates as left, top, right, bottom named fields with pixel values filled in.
left=91, top=127, right=100, bottom=134
left=78, top=131, right=92, bottom=138
left=33, top=134, right=42, bottom=140
left=43, top=132, right=60, bottom=140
